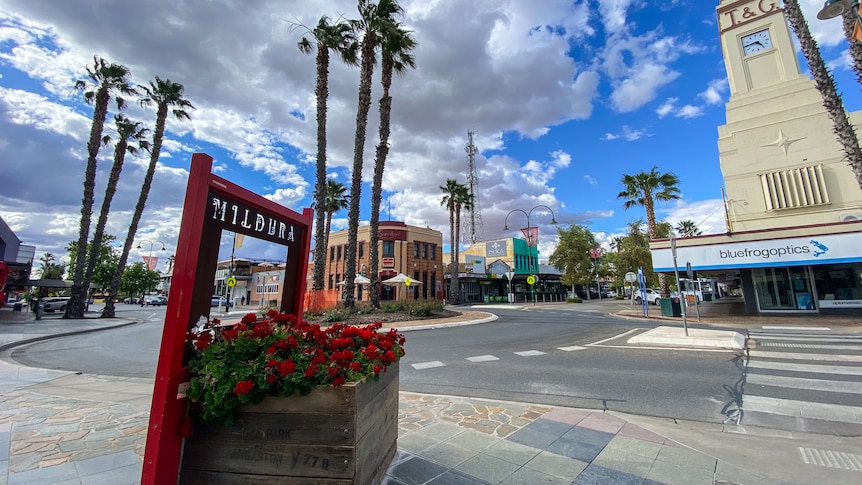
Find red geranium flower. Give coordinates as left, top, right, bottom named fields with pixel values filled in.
left=233, top=380, right=254, bottom=396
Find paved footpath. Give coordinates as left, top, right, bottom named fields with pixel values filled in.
left=0, top=304, right=859, bottom=484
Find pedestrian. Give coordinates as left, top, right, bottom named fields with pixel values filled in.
left=241, top=296, right=245, bottom=306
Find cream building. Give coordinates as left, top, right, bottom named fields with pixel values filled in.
left=650, top=0, right=862, bottom=315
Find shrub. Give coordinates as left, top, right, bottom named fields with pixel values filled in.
left=566, top=297, right=583, bottom=303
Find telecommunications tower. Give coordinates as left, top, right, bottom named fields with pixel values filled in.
left=464, top=130, right=483, bottom=244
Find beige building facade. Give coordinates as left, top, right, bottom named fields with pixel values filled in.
left=650, top=0, right=862, bottom=315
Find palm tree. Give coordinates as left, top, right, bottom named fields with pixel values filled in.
left=617, top=166, right=681, bottom=296
left=65, top=57, right=137, bottom=319
left=453, top=184, right=473, bottom=302
left=93, top=115, right=150, bottom=318
left=298, top=16, right=358, bottom=293
left=103, top=78, right=193, bottom=318
left=344, top=0, right=405, bottom=308
left=321, top=179, right=350, bottom=257
left=675, top=220, right=701, bottom=238
left=440, top=179, right=468, bottom=304
left=783, top=0, right=862, bottom=190
left=610, top=236, right=624, bottom=253
left=841, top=8, right=862, bottom=86
left=369, top=22, right=417, bottom=308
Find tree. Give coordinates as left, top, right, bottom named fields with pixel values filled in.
left=343, top=0, right=405, bottom=308
left=369, top=21, right=417, bottom=309
left=452, top=183, right=472, bottom=302
left=120, top=262, right=160, bottom=299
left=609, top=236, right=624, bottom=253
left=549, top=225, right=596, bottom=293
left=319, top=178, right=350, bottom=259
left=103, top=78, right=193, bottom=318
left=82, top=115, right=150, bottom=299
left=36, top=253, right=65, bottom=280
left=65, top=57, right=136, bottom=319
left=66, top=235, right=120, bottom=292
left=675, top=219, right=701, bottom=237
left=298, top=16, right=358, bottom=293
left=614, top=220, right=659, bottom=290
left=841, top=9, right=862, bottom=86
left=617, top=166, right=681, bottom=296
left=783, top=0, right=862, bottom=191
left=440, top=179, right=469, bottom=304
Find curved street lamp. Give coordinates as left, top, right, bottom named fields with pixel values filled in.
left=136, top=239, right=166, bottom=271
left=503, top=205, right=557, bottom=305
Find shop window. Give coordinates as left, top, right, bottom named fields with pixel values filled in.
left=760, top=164, right=830, bottom=210
left=383, top=241, right=395, bottom=257
left=813, top=263, right=862, bottom=308
left=430, top=244, right=436, bottom=260
left=330, top=246, right=335, bottom=261
left=422, top=243, right=428, bottom=259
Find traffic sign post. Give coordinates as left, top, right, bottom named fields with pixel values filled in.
left=625, top=271, right=637, bottom=305
left=669, top=234, right=688, bottom=336
left=505, top=271, right=514, bottom=303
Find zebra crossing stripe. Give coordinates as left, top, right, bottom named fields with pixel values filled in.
left=744, top=395, right=862, bottom=423
left=558, top=345, right=587, bottom=351
left=799, top=447, right=862, bottom=471
left=746, top=373, right=862, bottom=394
left=412, top=361, right=445, bottom=370
left=748, top=350, right=862, bottom=362
left=514, top=350, right=546, bottom=356
left=761, top=326, right=831, bottom=331
left=757, top=342, right=862, bottom=351
left=747, top=360, right=862, bottom=376
left=466, top=355, right=499, bottom=362
left=749, top=334, right=862, bottom=343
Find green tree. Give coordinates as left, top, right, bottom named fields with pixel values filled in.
left=369, top=21, right=417, bottom=309
left=299, top=16, right=358, bottom=293
left=783, top=0, right=862, bottom=190
left=344, top=0, right=405, bottom=308
left=617, top=166, right=680, bottom=296
left=66, top=57, right=137, bottom=319
left=66, top=235, right=120, bottom=293
left=615, top=220, right=659, bottom=291
left=36, top=253, right=65, bottom=280
left=440, top=179, right=470, bottom=304
left=82, top=115, right=150, bottom=299
left=319, top=179, right=350, bottom=256
left=104, top=78, right=193, bottom=318
left=549, top=225, right=596, bottom=294
left=675, top=219, right=701, bottom=237
left=120, top=262, right=160, bottom=300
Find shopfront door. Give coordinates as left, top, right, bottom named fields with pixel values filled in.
left=753, top=266, right=815, bottom=311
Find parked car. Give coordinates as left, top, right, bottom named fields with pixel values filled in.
left=42, top=297, right=70, bottom=312
left=142, top=295, right=164, bottom=306
left=156, top=295, right=168, bottom=305
left=211, top=296, right=233, bottom=307
left=634, top=288, right=662, bottom=305
left=123, top=296, right=138, bottom=304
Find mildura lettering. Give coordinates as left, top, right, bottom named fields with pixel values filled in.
left=719, top=245, right=810, bottom=259
left=211, top=195, right=295, bottom=242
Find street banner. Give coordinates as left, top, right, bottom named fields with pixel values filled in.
left=521, top=227, right=538, bottom=246
left=142, top=256, right=158, bottom=271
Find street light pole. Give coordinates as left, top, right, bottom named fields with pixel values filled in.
left=136, top=239, right=165, bottom=297
left=504, top=205, right=557, bottom=306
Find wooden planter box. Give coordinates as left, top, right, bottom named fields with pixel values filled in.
left=180, top=365, right=399, bottom=484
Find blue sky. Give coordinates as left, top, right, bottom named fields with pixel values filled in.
left=1, top=0, right=860, bottom=271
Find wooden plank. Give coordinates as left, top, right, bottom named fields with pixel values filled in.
left=356, top=369, right=399, bottom=440
left=182, top=442, right=354, bottom=478
left=354, top=415, right=398, bottom=485
left=242, top=386, right=357, bottom=415
left=181, top=469, right=353, bottom=484
left=192, top=412, right=356, bottom=445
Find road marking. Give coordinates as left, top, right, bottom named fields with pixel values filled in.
left=761, top=326, right=831, bottom=331
left=757, top=342, right=862, bottom=351
left=747, top=373, right=862, bottom=394
left=748, top=350, right=862, bottom=362
left=750, top=334, right=862, bottom=343
left=743, top=395, right=862, bottom=423
left=466, top=355, right=499, bottom=362
left=747, top=360, right=862, bottom=376
left=411, top=361, right=445, bottom=370
left=514, top=350, right=546, bottom=356
left=799, top=447, right=862, bottom=471
left=558, top=345, right=587, bottom=351
left=586, top=328, right=641, bottom=346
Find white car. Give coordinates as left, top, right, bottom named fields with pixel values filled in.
left=634, top=288, right=662, bottom=305
left=42, top=297, right=70, bottom=312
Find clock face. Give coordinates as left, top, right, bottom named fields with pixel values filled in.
left=742, top=29, right=773, bottom=56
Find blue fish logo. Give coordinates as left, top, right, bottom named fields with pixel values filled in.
left=810, top=240, right=828, bottom=257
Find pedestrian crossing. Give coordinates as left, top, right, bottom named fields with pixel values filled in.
left=742, top=328, right=862, bottom=437
left=411, top=348, right=553, bottom=369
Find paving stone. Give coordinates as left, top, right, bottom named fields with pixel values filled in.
left=591, top=447, right=654, bottom=477
left=445, top=429, right=501, bottom=452
left=501, top=466, right=572, bottom=485
left=483, top=439, right=541, bottom=466
left=421, top=442, right=478, bottom=468
left=455, top=453, right=520, bottom=483
left=506, top=427, right=559, bottom=449
left=714, top=461, right=783, bottom=485
left=646, top=458, right=716, bottom=485
left=525, top=450, right=588, bottom=480
left=389, top=456, right=449, bottom=484
left=574, top=463, right=645, bottom=485
left=546, top=426, right=614, bottom=463
left=523, top=418, right=573, bottom=438
left=655, top=445, right=717, bottom=471
left=577, top=413, right=627, bottom=434
left=425, top=469, right=491, bottom=485
left=603, top=435, right=663, bottom=461
left=414, top=422, right=467, bottom=441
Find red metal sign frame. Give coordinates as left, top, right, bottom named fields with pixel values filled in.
left=141, top=153, right=312, bottom=483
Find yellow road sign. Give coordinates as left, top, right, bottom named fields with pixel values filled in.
left=226, top=277, right=237, bottom=287
left=527, top=275, right=537, bottom=285
left=405, top=277, right=412, bottom=287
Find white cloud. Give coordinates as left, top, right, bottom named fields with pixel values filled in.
left=698, top=78, right=727, bottom=105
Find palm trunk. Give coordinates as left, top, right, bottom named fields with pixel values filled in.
left=103, top=103, right=167, bottom=318
left=83, top=138, right=128, bottom=296
left=842, top=11, right=862, bottom=86
left=370, top=57, right=395, bottom=309
left=453, top=205, right=462, bottom=305
left=784, top=0, right=862, bottom=190
left=66, top=86, right=110, bottom=319
left=448, top=207, right=456, bottom=304
left=311, top=47, right=330, bottom=292
left=344, top=36, right=377, bottom=308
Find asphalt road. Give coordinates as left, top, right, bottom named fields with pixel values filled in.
left=8, top=304, right=746, bottom=425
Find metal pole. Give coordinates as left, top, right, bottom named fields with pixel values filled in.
left=669, top=233, right=688, bottom=336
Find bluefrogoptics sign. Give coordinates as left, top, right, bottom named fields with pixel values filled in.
left=652, top=233, right=861, bottom=272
